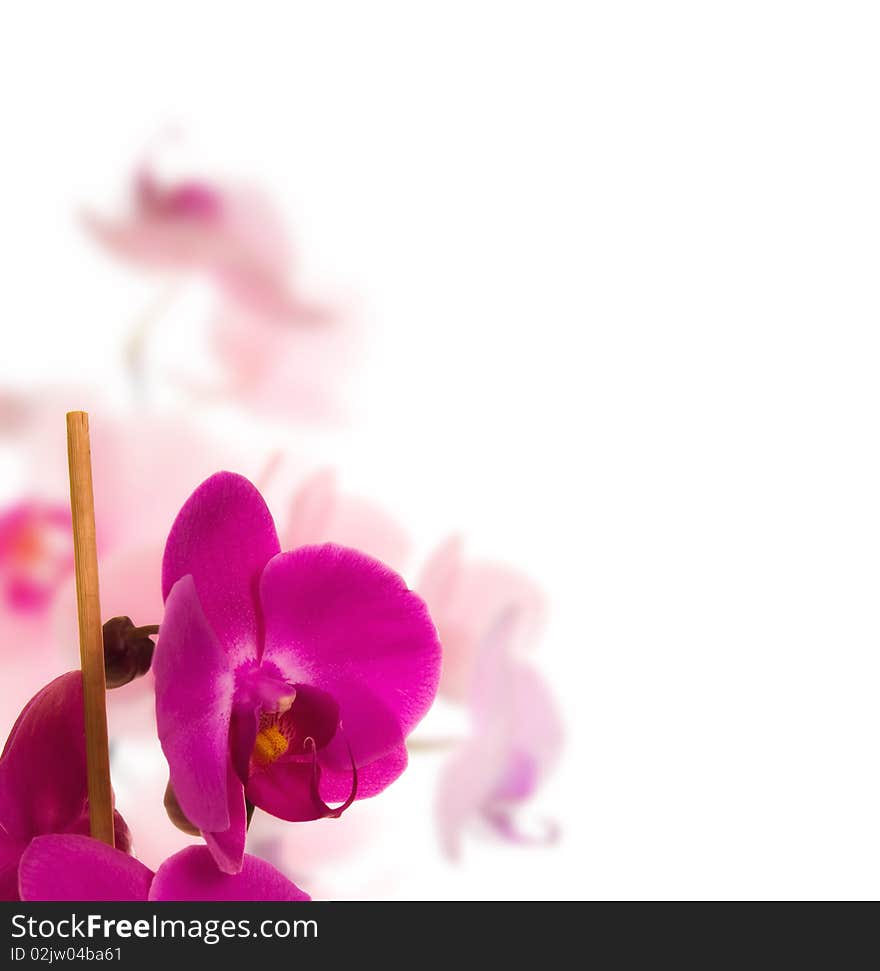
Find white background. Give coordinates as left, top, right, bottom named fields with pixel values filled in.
left=1, top=2, right=879, bottom=899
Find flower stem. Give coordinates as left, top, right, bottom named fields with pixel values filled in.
left=67, top=411, right=115, bottom=846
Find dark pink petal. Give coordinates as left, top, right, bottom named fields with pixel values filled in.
left=153, top=576, right=234, bottom=833
left=284, top=683, right=339, bottom=753
left=319, top=742, right=407, bottom=803
left=0, top=828, right=22, bottom=900
left=230, top=705, right=259, bottom=783
left=202, top=759, right=247, bottom=875
left=150, top=845, right=309, bottom=901
left=0, top=672, right=87, bottom=840
left=249, top=733, right=357, bottom=822
left=246, top=760, right=328, bottom=822
left=162, top=472, right=280, bottom=664
left=19, top=835, right=153, bottom=901
left=260, top=545, right=441, bottom=768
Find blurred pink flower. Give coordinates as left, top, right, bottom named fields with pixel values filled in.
left=283, top=469, right=411, bottom=574
left=83, top=165, right=330, bottom=326
left=418, top=537, right=547, bottom=702
left=0, top=396, right=244, bottom=736
left=83, top=162, right=352, bottom=420
left=436, top=611, right=563, bottom=859
left=191, top=306, right=355, bottom=422
left=0, top=500, right=72, bottom=615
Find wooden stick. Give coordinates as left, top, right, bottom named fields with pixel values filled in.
left=66, top=411, right=115, bottom=846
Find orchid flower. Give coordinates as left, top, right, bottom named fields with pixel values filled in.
left=83, top=164, right=330, bottom=326
left=0, top=673, right=131, bottom=900
left=0, top=500, right=72, bottom=615
left=154, top=472, right=441, bottom=873
left=419, top=537, right=547, bottom=702
left=19, top=837, right=309, bottom=902
left=436, top=611, right=563, bottom=859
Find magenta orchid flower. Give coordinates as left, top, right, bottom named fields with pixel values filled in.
left=19, top=836, right=309, bottom=902
left=84, top=164, right=330, bottom=326
left=0, top=673, right=131, bottom=900
left=436, top=612, right=563, bottom=859
left=154, top=472, right=441, bottom=873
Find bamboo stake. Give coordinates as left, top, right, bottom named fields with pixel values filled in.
left=66, top=411, right=115, bottom=846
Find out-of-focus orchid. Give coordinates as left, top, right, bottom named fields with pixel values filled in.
left=436, top=612, right=563, bottom=859
left=19, top=836, right=309, bottom=902
left=419, top=537, right=547, bottom=703
left=83, top=165, right=331, bottom=327
left=283, top=468, right=411, bottom=575
left=154, top=472, right=441, bottom=873
left=0, top=673, right=132, bottom=900
left=0, top=400, right=248, bottom=743
left=0, top=500, right=72, bottom=614
left=192, top=306, right=354, bottom=423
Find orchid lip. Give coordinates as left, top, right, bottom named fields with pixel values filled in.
left=303, top=735, right=359, bottom=820
left=234, top=660, right=296, bottom=714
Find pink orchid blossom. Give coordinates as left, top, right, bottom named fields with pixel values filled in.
left=190, top=305, right=354, bottom=423
left=83, top=165, right=330, bottom=327
left=19, top=837, right=309, bottom=902
left=154, top=472, right=441, bottom=874
left=418, top=537, right=547, bottom=703
left=0, top=500, right=72, bottom=614
left=436, top=612, right=563, bottom=859
left=283, top=469, right=411, bottom=575
left=0, top=673, right=132, bottom=900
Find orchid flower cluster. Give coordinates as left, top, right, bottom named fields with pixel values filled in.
left=0, top=148, right=563, bottom=900
left=1, top=471, right=440, bottom=899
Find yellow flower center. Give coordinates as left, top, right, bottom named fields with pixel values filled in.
left=252, top=724, right=289, bottom=766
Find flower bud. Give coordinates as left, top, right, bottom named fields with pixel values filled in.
left=163, top=780, right=202, bottom=836
left=102, top=615, right=157, bottom=688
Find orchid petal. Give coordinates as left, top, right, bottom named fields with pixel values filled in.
left=260, top=545, right=440, bottom=767
left=202, top=759, right=247, bottom=875
left=419, top=539, right=547, bottom=702
left=247, top=740, right=357, bottom=822
left=284, top=470, right=411, bottom=573
left=0, top=672, right=87, bottom=841
left=19, top=835, right=153, bottom=901
left=246, top=759, right=329, bottom=822
left=150, top=845, right=309, bottom=901
left=162, top=472, right=280, bottom=664
left=319, top=742, right=407, bottom=802
left=153, top=576, right=234, bottom=833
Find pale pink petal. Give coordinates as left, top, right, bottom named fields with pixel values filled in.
left=419, top=539, right=547, bottom=702
left=284, top=470, right=411, bottom=573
